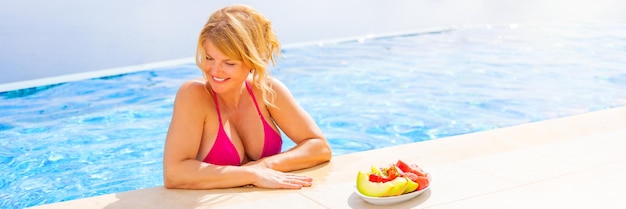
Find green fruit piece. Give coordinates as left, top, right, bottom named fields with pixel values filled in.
left=402, top=177, right=419, bottom=194
left=371, top=165, right=383, bottom=176
left=356, top=171, right=393, bottom=197
left=385, top=176, right=408, bottom=196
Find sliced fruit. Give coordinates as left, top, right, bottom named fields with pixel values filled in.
left=397, top=160, right=427, bottom=177
left=396, top=160, right=412, bottom=173
left=385, top=165, right=399, bottom=181
left=371, top=165, right=383, bottom=176
left=409, top=164, right=427, bottom=177
left=402, top=177, right=419, bottom=194
left=385, top=176, right=408, bottom=196
left=369, top=173, right=385, bottom=183
left=356, top=171, right=393, bottom=197
left=415, top=175, right=430, bottom=191
left=404, top=172, right=419, bottom=182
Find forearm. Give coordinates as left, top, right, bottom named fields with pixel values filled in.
left=260, top=138, right=332, bottom=172
left=163, top=159, right=256, bottom=189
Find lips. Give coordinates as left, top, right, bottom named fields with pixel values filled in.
left=212, top=76, right=228, bottom=82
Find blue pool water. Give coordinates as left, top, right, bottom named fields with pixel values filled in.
left=1, top=24, right=626, bottom=208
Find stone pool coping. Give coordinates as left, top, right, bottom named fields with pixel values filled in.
left=29, top=106, right=626, bottom=208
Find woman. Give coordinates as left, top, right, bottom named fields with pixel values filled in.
left=162, top=4, right=332, bottom=190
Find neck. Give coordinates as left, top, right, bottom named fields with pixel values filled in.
left=215, top=82, right=247, bottom=110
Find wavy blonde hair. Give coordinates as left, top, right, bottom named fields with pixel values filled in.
left=196, top=4, right=281, bottom=107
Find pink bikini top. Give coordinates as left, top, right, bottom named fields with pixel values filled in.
left=203, top=82, right=282, bottom=166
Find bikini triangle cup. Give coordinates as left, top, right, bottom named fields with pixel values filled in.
left=203, top=81, right=282, bottom=166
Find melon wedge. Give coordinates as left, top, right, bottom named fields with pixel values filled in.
left=356, top=171, right=393, bottom=197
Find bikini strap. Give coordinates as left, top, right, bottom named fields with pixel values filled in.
left=245, top=81, right=264, bottom=117
left=210, top=87, right=223, bottom=124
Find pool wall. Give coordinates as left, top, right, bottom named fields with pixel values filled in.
left=1, top=0, right=625, bottom=89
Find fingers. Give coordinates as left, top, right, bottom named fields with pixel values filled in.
left=249, top=167, right=314, bottom=189
left=286, top=178, right=312, bottom=187
left=285, top=173, right=313, bottom=182
left=281, top=174, right=313, bottom=189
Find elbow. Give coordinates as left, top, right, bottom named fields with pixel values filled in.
left=163, top=174, right=193, bottom=190
left=164, top=182, right=177, bottom=189
left=162, top=165, right=188, bottom=189
left=322, top=146, right=332, bottom=162
left=163, top=177, right=179, bottom=189
left=163, top=170, right=180, bottom=189
left=317, top=141, right=333, bottom=163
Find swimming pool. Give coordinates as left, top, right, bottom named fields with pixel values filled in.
left=1, top=23, right=625, bottom=208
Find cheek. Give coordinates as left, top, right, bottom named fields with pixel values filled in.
left=199, top=65, right=209, bottom=74
left=239, top=64, right=253, bottom=74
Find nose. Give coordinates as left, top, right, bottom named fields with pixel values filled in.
left=206, top=61, right=221, bottom=75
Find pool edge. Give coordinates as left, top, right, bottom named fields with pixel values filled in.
left=26, top=106, right=626, bottom=208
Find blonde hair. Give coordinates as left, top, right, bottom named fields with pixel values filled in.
left=196, top=4, right=281, bottom=107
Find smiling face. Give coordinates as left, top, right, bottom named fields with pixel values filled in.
left=195, top=5, right=281, bottom=106
left=201, top=40, right=252, bottom=94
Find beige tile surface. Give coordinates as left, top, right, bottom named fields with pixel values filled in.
left=428, top=160, right=626, bottom=209
left=29, top=106, right=626, bottom=209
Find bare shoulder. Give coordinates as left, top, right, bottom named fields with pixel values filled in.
left=174, top=79, right=212, bottom=109
left=177, top=80, right=209, bottom=96
left=269, top=77, right=293, bottom=96
left=179, top=79, right=207, bottom=92
left=267, top=77, right=301, bottom=111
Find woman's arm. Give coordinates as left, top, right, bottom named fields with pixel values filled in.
left=250, top=78, right=332, bottom=172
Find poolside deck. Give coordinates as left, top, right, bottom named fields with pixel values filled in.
left=29, top=106, right=626, bottom=209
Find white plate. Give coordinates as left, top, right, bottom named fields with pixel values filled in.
left=355, top=186, right=430, bottom=205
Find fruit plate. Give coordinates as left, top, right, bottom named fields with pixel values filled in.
left=355, top=185, right=430, bottom=205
